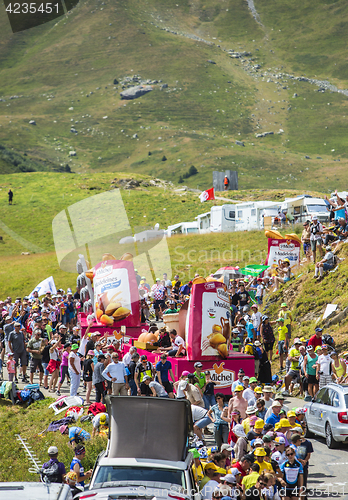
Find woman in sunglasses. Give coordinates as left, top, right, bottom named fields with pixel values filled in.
left=279, top=447, right=304, bottom=500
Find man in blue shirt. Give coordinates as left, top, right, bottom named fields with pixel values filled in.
left=266, top=401, right=282, bottom=426
left=156, top=353, right=175, bottom=398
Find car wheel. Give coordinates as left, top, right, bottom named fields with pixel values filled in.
left=325, top=422, right=338, bottom=449
left=304, top=417, right=314, bottom=438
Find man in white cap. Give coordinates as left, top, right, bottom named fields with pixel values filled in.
left=41, top=445, right=66, bottom=483
left=314, top=245, right=336, bottom=280
left=262, top=386, right=274, bottom=409
left=251, top=304, right=262, bottom=337
left=271, top=436, right=287, bottom=466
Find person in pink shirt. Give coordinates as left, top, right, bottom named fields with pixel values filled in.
left=7, top=353, right=16, bottom=381
left=56, top=343, right=71, bottom=396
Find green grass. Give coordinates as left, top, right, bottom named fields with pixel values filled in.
left=0, top=399, right=105, bottom=482
left=2, top=0, right=348, bottom=188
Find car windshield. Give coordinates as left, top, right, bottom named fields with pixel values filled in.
left=306, top=204, right=327, bottom=213
left=94, top=467, right=185, bottom=488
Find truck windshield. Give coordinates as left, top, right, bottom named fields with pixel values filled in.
left=306, top=204, right=328, bottom=213
left=94, top=467, right=185, bottom=488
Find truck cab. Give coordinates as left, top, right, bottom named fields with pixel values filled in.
left=86, top=397, right=198, bottom=500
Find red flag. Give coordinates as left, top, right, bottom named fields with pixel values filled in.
left=199, top=187, right=215, bottom=203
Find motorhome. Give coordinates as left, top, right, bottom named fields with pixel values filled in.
left=195, top=211, right=211, bottom=234
left=281, top=196, right=329, bottom=223
left=234, top=201, right=280, bottom=231
left=209, top=204, right=236, bottom=232
left=167, top=221, right=199, bottom=237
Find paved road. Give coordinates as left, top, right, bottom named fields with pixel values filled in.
left=287, top=396, right=348, bottom=499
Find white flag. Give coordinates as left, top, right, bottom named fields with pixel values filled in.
left=29, top=276, right=57, bottom=298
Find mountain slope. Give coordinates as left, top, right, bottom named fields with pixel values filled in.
left=0, top=0, right=348, bottom=189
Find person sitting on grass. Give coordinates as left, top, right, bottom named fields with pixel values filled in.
left=314, top=245, right=335, bottom=280
left=273, top=259, right=291, bottom=291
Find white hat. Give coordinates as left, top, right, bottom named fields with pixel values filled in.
left=221, top=443, right=233, bottom=452
left=233, top=424, right=246, bottom=438
left=254, top=340, right=261, bottom=347
left=48, top=446, right=59, bottom=455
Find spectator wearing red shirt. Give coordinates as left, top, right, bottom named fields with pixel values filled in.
left=307, top=328, right=323, bottom=350
left=230, top=455, right=253, bottom=478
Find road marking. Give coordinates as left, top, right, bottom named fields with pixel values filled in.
left=326, top=462, right=348, bottom=465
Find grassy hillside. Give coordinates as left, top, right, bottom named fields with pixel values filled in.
left=0, top=1, right=348, bottom=188
left=0, top=398, right=105, bottom=482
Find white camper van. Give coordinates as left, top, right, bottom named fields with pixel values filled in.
left=210, top=204, right=236, bottom=232
left=234, top=201, right=280, bottom=231
left=281, top=196, right=329, bottom=223
left=167, top=221, right=199, bottom=237
left=195, top=211, right=211, bottom=234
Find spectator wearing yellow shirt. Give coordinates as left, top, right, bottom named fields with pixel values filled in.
left=254, top=447, right=273, bottom=473
left=242, top=406, right=258, bottom=434
left=189, top=448, right=204, bottom=484
left=287, top=411, right=298, bottom=428
left=273, top=317, right=288, bottom=371
left=241, top=463, right=260, bottom=495
left=278, top=302, right=293, bottom=340
left=283, top=338, right=302, bottom=396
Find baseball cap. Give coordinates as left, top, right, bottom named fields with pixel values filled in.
left=274, top=436, right=286, bottom=445
left=254, top=438, right=264, bottom=446
left=287, top=411, right=296, bottom=418
left=254, top=386, right=263, bottom=394
left=99, top=414, right=107, bottom=424
left=294, top=338, right=301, bottom=345
left=204, top=462, right=219, bottom=471
left=281, top=302, right=287, bottom=307
left=223, top=474, right=238, bottom=484
left=249, top=377, right=257, bottom=383
left=143, top=375, right=152, bottom=381
left=48, top=446, right=59, bottom=455
left=66, top=471, right=77, bottom=482
left=276, top=317, right=284, bottom=322
left=194, top=362, right=203, bottom=368
left=221, top=444, right=233, bottom=452
left=254, top=341, right=261, bottom=347
left=71, top=344, right=79, bottom=350
left=234, top=385, right=244, bottom=392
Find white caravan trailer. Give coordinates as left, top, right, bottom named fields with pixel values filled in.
left=281, top=196, right=329, bottom=223
left=167, top=221, right=199, bottom=237
left=234, top=201, right=280, bottom=231
left=209, top=204, right=236, bottom=232
left=195, top=212, right=211, bottom=234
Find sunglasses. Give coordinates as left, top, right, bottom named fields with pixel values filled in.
left=286, top=452, right=295, bottom=457
left=259, top=483, right=266, bottom=487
